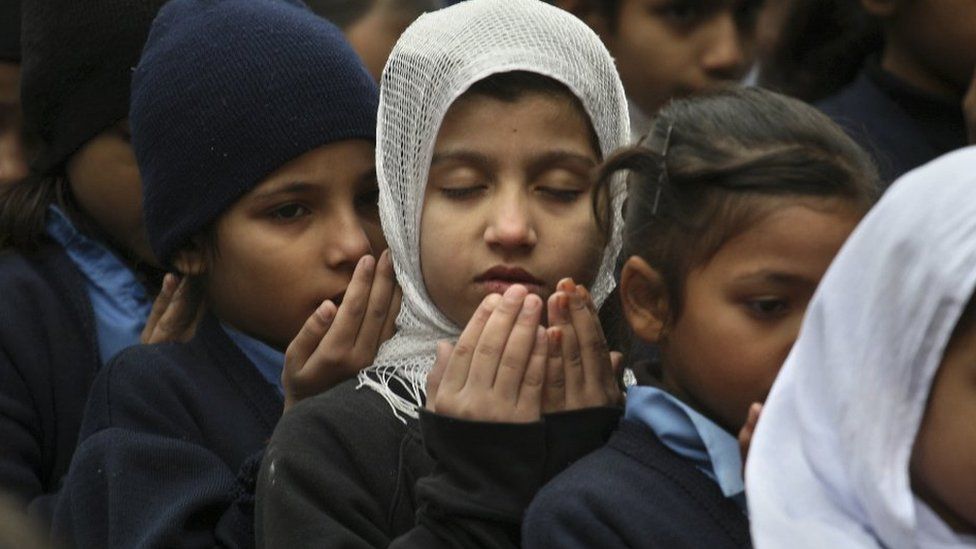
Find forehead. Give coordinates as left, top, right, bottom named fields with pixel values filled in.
left=696, top=200, right=860, bottom=280
left=432, top=92, right=599, bottom=158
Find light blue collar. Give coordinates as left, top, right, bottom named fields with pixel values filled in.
left=45, top=206, right=151, bottom=365
left=625, top=385, right=746, bottom=511
left=220, top=323, right=285, bottom=395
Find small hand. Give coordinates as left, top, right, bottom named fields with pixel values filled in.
left=282, top=250, right=401, bottom=411
left=738, top=402, right=763, bottom=474
left=542, top=278, right=623, bottom=414
left=141, top=274, right=205, bottom=344
left=425, top=285, right=547, bottom=423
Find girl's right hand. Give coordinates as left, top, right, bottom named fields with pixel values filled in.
left=282, top=250, right=401, bottom=412
left=425, top=285, right=548, bottom=424
left=141, top=273, right=205, bottom=344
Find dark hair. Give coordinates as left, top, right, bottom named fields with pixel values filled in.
left=598, top=86, right=879, bottom=325
left=760, top=0, right=882, bottom=102
left=0, top=173, right=74, bottom=251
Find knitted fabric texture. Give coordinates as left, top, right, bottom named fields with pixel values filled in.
left=357, top=0, right=630, bottom=421
left=19, top=0, right=168, bottom=176
left=132, top=0, right=379, bottom=265
left=0, top=0, right=20, bottom=61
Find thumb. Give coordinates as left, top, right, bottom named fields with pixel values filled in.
left=738, top=402, right=763, bottom=472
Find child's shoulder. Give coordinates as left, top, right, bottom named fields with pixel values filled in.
left=524, top=419, right=750, bottom=548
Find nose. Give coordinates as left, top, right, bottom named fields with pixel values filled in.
left=484, top=187, right=537, bottom=251
left=324, top=209, right=373, bottom=271
left=700, top=14, right=749, bottom=81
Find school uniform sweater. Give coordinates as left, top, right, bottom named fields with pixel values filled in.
left=521, top=419, right=751, bottom=549
left=817, top=60, right=968, bottom=186
left=0, top=243, right=101, bottom=524
left=256, top=381, right=622, bottom=548
left=52, top=313, right=283, bottom=549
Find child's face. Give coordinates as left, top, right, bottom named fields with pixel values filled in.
left=420, top=93, right=604, bottom=328
left=66, top=121, right=156, bottom=265
left=911, top=311, right=976, bottom=534
left=600, top=0, right=759, bottom=116
left=201, top=140, right=384, bottom=350
left=655, top=200, right=860, bottom=432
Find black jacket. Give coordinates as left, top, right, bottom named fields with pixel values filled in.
left=256, top=379, right=621, bottom=548
left=0, top=244, right=100, bottom=523
left=52, top=314, right=283, bottom=548
left=522, top=419, right=751, bottom=549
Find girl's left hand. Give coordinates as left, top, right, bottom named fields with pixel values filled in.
left=141, top=273, right=205, bottom=344
left=738, top=402, right=763, bottom=474
left=542, top=278, right=623, bottom=414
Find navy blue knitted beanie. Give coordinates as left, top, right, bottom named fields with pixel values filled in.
left=132, top=0, right=379, bottom=265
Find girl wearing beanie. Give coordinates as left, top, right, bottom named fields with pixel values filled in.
left=0, top=0, right=186, bottom=527
left=51, top=0, right=397, bottom=546
left=257, top=0, right=629, bottom=546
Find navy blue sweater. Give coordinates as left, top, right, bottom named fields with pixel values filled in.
left=522, top=419, right=751, bottom=549
left=817, top=63, right=967, bottom=185
left=52, top=314, right=283, bottom=548
left=0, top=244, right=100, bottom=523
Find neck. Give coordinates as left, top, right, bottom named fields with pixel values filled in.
left=881, top=43, right=962, bottom=101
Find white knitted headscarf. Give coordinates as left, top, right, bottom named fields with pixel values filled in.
left=746, top=146, right=976, bottom=548
left=357, top=0, right=630, bottom=421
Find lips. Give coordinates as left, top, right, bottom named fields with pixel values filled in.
left=474, top=265, right=545, bottom=294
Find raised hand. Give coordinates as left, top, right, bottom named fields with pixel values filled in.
left=425, top=285, right=548, bottom=424
left=141, top=273, right=205, bottom=344
left=543, top=278, right=623, bottom=413
left=282, top=250, right=401, bottom=411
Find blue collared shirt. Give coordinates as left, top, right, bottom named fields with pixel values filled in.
left=625, top=385, right=746, bottom=511
left=45, top=206, right=152, bottom=365
left=221, top=323, right=285, bottom=395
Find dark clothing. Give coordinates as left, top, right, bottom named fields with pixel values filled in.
left=256, top=380, right=621, bottom=548
left=817, top=60, right=967, bottom=185
left=0, top=244, right=100, bottom=523
left=52, top=314, right=283, bottom=548
left=522, top=419, right=751, bottom=549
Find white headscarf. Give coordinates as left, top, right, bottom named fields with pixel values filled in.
left=746, top=146, right=976, bottom=548
left=357, top=0, right=630, bottom=420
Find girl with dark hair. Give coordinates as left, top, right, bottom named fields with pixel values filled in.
left=522, top=86, right=879, bottom=548
left=0, top=0, right=186, bottom=525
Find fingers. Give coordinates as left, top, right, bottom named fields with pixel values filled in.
left=439, top=292, right=502, bottom=393
left=425, top=341, right=452, bottom=412
left=567, top=284, right=611, bottom=393
left=321, top=255, right=376, bottom=348
left=965, top=67, right=976, bottom=144
left=550, top=281, right=584, bottom=402
left=542, top=318, right=566, bottom=414
left=380, top=285, right=402, bottom=343
left=352, top=250, right=398, bottom=352
left=738, top=402, right=763, bottom=469
left=493, top=293, right=543, bottom=403
left=142, top=274, right=179, bottom=343
left=284, top=300, right=338, bottom=382
left=465, top=285, right=528, bottom=390
left=514, top=326, right=547, bottom=420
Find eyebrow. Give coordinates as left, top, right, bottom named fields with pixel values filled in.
left=430, top=149, right=598, bottom=172
left=731, top=270, right=817, bottom=288
left=251, top=181, right=317, bottom=200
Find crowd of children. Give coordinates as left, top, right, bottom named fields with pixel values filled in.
left=0, top=0, right=973, bottom=547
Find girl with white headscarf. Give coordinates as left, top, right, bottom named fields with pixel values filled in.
left=256, top=1, right=630, bottom=546
left=746, top=146, right=976, bottom=548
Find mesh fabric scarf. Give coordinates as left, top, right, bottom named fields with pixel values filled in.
left=746, top=147, right=976, bottom=548
left=357, top=0, right=630, bottom=421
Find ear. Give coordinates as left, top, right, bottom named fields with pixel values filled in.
left=859, top=0, right=898, bottom=18
left=620, top=255, right=670, bottom=344
left=552, top=0, right=613, bottom=38
left=171, top=238, right=208, bottom=277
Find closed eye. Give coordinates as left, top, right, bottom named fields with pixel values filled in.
left=441, top=186, right=487, bottom=200
left=745, top=297, right=790, bottom=319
